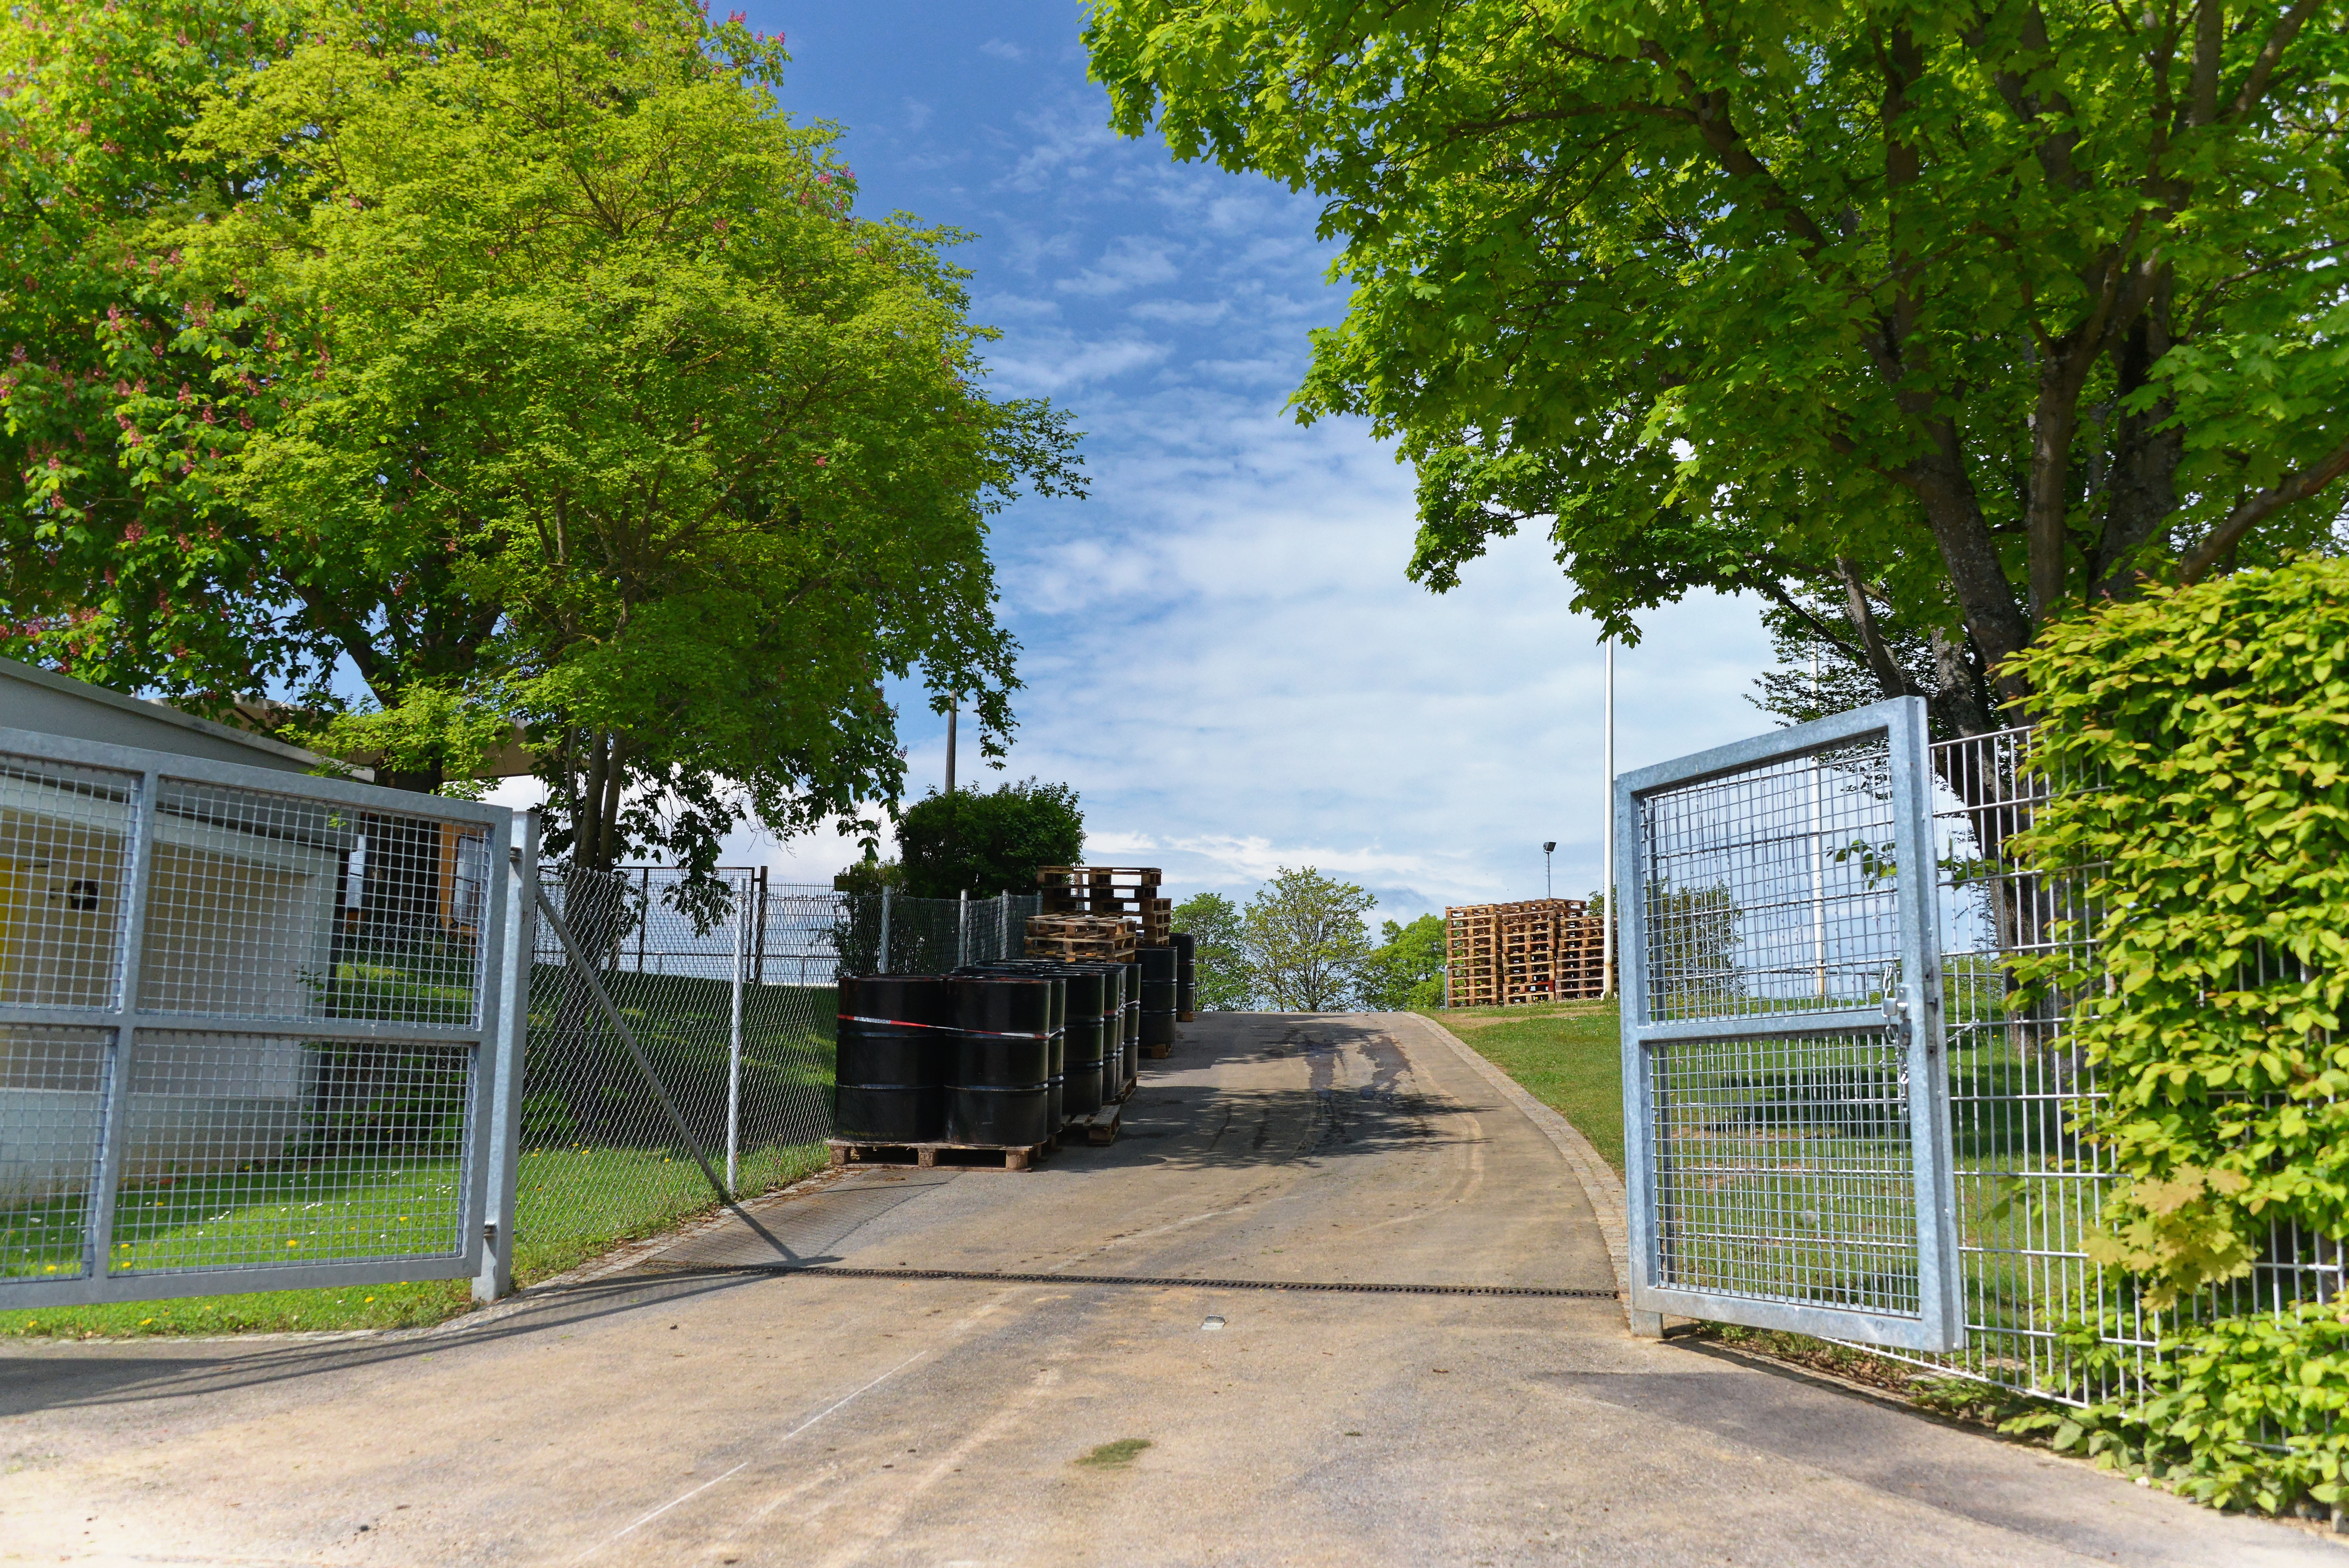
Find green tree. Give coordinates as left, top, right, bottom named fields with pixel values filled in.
left=0, top=0, right=304, bottom=704
left=3, top=0, right=1081, bottom=882
left=1088, top=0, right=2349, bottom=734
left=1362, top=914, right=1448, bottom=1011
left=895, top=779, right=1084, bottom=899
left=1172, top=891, right=1255, bottom=1011
left=1242, top=867, right=1375, bottom=1012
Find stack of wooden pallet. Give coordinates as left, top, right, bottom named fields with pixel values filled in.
left=1024, top=913, right=1136, bottom=961
left=1038, top=866, right=1170, bottom=946
left=1445, top=898, right=1611, bottom=1006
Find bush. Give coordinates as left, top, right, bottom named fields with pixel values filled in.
left=895, top=779, right=1083, bottom=898
left=1362, top=914, right=1446, bottom=1010
left=2007, top=556, right=2349, bottom=1512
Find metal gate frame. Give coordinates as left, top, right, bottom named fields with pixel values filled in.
left=0, top=727, right=523, bottom=1309
left=1614, top=696, right=1964, bottom=1350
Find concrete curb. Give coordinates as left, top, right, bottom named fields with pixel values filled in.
left=1399, top=1012, right=1641, bottom=1331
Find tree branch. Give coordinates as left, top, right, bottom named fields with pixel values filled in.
left=2177, top=435, right=2349, bottom=582
left=1837, top=556, right=1920, bottom=699
left=2228, top=0, right=2324, bottom=120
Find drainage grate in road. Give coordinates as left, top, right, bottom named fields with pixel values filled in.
left=630, top=1262, right=1620, bottom=1299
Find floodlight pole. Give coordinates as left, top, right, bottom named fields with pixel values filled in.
left=1602, top=639, right=1616, bottom=1000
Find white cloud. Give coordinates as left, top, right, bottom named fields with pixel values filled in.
left=1128, top=298, right=1229, bottom=326
left=979, top=39, right=1025, bottom=62
left=984, top=332, right=1169, bottom=395
left=1056, top=236, right=1183, bottom=297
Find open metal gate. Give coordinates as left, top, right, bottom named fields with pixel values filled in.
left=1615, top=697, right=1963, bottom=1350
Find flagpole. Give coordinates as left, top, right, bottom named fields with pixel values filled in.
left=1602, top=638, right=1616, bottom=1000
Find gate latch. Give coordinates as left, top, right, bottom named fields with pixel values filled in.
left=1881, top=961, right=1909, bottom=1041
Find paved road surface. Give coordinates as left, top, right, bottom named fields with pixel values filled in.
left=2, top=1012, right=2339, bottom=1566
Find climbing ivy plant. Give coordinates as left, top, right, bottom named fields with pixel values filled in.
left=2005, top=557, right=2349, bottom=1512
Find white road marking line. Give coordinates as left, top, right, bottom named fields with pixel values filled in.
left=812, top=1365, right=1064, bottom=1568
left=573, top=1463, right=749, bottom=1562
left=572, top=1347, right=931, bottom=1561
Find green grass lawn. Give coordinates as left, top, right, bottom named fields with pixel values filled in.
left=0, top=967, right=838, bottom=1341
left=0, top=1139, right=831, bottom=1341
left=1420, top=999, right=1625, bottom=1174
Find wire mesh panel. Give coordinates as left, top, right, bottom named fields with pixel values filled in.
left=1619, top=697, right=1962, bottom=1350
left=0, top=754, right=138, bottom=1010
left=0, top=726, right=508, bottom=1310
left=1840, top=725, right=2346, bottom=1406
left=0, top=1024, right=111, bottom=1282
left=1640, top=735, right=1901, bottom=1020
left=1651, top=1030, right=1919, bottom=1315
left=108, top=1032, right=472, bottom=1275
left=512, top=873, right=1044, bottom=1279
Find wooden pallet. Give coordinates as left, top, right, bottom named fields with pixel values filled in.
left=828, top=1135, right=1055, bottom=1172
left=1025, top=913, right=1138, bottom=961
left=1024, top=937, right=1137, bottom=961
left=1073, top=1083, right=1131, bottom=1145
left=1446, top=898, right=1613, bottom=1005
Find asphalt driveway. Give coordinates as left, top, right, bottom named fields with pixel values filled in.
left=1, top=1012, right=2338, bottom=1566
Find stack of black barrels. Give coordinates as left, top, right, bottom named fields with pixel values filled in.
left=833, top=962, right=1138, bottom=1150
left=1173, top=931, right=1197, bottom=1021
left=1139, top=946, right=1177, bottom=1055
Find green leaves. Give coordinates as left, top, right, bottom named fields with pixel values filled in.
left=1241, top=866, right=1376, bottom=1011
left=2002, top=557, right=2349, bottom=1433
left=893, top=781, right=1085, bottom=900
left=1086, top=0, right=2349, bottom=725
left=0, top=0, right=1083, bottom=876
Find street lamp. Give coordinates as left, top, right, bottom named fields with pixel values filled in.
left=1542, top=841, right=1556, bottom=900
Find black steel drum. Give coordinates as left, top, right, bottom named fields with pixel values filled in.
left=1140, top=946, right=1178, bottom=1048
left=948, top=976, right=1053, bottom=1146
left=1172, top=931, right=1197, bottom=1020
left=833, top=976, right=951, bottom=1142
left=1123, top=959, right=1142, bottom=1080
left=1055, top=968, right=1107, bottom=1116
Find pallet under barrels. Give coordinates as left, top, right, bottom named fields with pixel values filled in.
left=830, top=964, right=1139, bottom=1171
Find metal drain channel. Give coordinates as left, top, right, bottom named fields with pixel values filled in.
left=638, top=1263, right=1619, bottom=1299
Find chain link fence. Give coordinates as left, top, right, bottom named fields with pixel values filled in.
left=510, top=869, right=1038, bottom=1282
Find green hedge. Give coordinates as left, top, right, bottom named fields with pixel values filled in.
left=2008, top=557, right=2349, bottom=1511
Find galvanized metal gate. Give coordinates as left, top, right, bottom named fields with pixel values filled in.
left=0, top=727, right=523, bottom=1309
left=1615, top=697, right=1963, bottom=1350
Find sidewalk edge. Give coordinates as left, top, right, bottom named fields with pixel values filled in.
left=1401, top=1012, right=1635, bottom=1327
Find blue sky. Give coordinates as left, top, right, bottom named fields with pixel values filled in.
left=629, top=2, right=1781, bottom=923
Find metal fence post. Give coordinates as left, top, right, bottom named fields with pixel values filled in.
left=878, top=886, right=892, bottom=975
left=958, top=890, right=968, bottom=968
left=754, top=865, right=769, bottom=985
left=727, top=870, right=746, bottom=1192
left=86, top=765, right=162, bottom=1283
left=475, top=808, right=540, bottom=1304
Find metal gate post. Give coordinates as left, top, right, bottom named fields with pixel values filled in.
left=475, top=809, right=540, bottom=1304
left=84, top=767, right=162, bottom=1283
left=878, top=887, right=892, bottom=975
